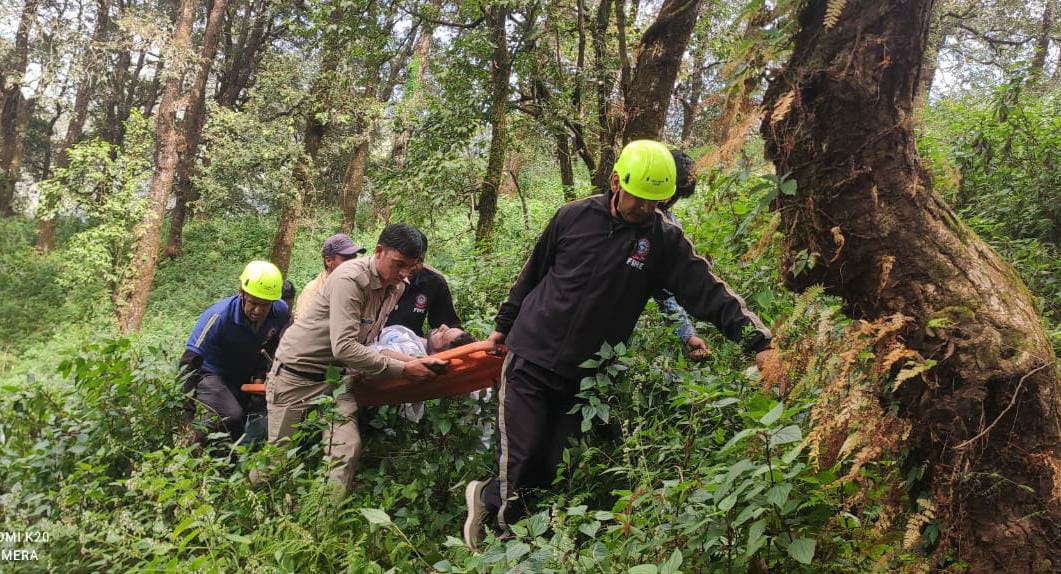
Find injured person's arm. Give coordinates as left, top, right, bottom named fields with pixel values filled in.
left=377, top=348, right=419, bottom=362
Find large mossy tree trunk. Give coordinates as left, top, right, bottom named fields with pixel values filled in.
left=114, top=0, right=196, bottom=333
left=761, top=1, right=1061, bottom=571
left=474, top=3, right=511, bottom=248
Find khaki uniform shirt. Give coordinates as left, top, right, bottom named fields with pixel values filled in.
left=293, top=269, right=328, bottom=321
left=275, top=256, right=405, bottom=378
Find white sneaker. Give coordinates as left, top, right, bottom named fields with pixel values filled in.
left=463, top=480, right=488, bottom=550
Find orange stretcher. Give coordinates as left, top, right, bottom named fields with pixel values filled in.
left=240, top=341, right=505, bottom=406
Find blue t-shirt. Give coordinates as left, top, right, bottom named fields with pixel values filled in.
left=185, top=294, right=290, bottom=387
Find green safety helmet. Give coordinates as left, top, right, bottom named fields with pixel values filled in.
left=239, top=260, right=283, bottom=301
left=613, top=140, right=677, bottom=201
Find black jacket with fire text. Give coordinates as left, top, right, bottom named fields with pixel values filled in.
left=494, top=192, right=771, bottom=380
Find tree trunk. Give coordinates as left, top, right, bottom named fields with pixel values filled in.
left=914, top=10, right=950, bottom=113
left=621, top=0, right=702, bottom=142
left=113, top=0, right=195, bottom=333
left=474, top=3, right=511, bottom=247
left=339, top=137, right=369, bottom=233
left=102, top=47, right=132, bottom=146
left=557, top=133, right=575, bottom=201
left=141, top=56, right=164, bottom=117
left=38, top=101, right=64, bottom=180
left=391, top=1, right=436, bottom=167
left=590, top=0, right=615, bottom=190
left=215, top=0, right=272, bottom=108
left=270, top=105, right=325, bottom=275
left=267, top=6, right=344, bottom=275
left=679, top=37, right=707, bottom=145
left=165, top=0, right=230, bottom=259
left=0, top=0, right=41, bottom=216
left=1031, top=1, right=1054, bottom=80
left=37, top=0, right=112, bottom=251
left=760, top=1, right=1061, bottom=571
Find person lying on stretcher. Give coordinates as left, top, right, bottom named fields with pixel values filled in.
left=371, top=324, right=475, bottom=362
left=368, top=324, right=476, bottom=422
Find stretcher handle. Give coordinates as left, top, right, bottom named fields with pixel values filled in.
left=242, top=383, right=265, bottom=395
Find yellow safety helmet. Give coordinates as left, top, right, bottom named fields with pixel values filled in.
left=612, top=140, right=677, bottom=201
left=239, top=260, right=283, bottom=301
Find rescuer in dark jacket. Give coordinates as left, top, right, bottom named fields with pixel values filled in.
left=461, top=139, right=777, bottom=548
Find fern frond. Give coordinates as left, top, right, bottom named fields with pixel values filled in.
left=903, top=498, right=936, bottom=549
left=770, top=90, right=796, bottom=125
left=824, top=0, right=847, bottom=30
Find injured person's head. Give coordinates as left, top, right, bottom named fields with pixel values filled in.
left=426, top=324, right=476, bottom=354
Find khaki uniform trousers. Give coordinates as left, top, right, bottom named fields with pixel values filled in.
left=265, top=364, right=362, bottom=495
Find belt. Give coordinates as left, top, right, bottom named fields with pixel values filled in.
left=278, top=362, right=329, bottom=382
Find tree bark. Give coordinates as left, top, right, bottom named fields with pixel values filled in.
left=37, top=0, right=112, bottom=251
left=760, top=1, right=1061, bottom=571
left=1031, top=0, right=1054, bottom=80
left=679, top=37, right=707, bottom=145
left=339, top=20, right=419, bottom=234
left=339, top=137, right=369, bottom=233
left=914, top=9, right=950, bottom=113
left=557, top=133, right=575, bottom=201
left=102, top=47, right=132, bottom=146
left=165, top=0, right=230, bottom=259
left=113, top=0, right=196, bottom=333
left=391, top=0, right=436, bottom=167
left=589, top=0, right=615, bottom=190
left=474, top=3, right=511, bottom=247
left=215, top=0, right=272, bottom=108
left=621, top=0, right=702, bottom=142
left=270, top=97, right=326, bottom=275
left=0, top=0, right=41, bottom=216
left=269, top=9, right=342, bottom=274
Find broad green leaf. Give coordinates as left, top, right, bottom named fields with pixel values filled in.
left=749, top=519, right=766, bottom=542
left=780, top=178, right=798, bottom=196
left=506, top=541, right=530, bottom=562
left=527, top=512, right=549, bottom=537
left=769, top=425, right=802, bottom=447
left=660, top=549, right=683, bottom=574
left=629, top=565, right=658, bottom=574
left=360, top=508, right=392, bottom=526
left=759, top=402, right=783, bottom=425
left=787, top=537, right=816, bottom=564
left=767, top=483, right=793, bottom=508
left=578, top=520, right=600, bottom=537
left=710, top=397, right=740, bottom=408
left=721, top=428, right=757, bottom=452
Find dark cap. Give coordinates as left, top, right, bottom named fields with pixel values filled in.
left=321, top=233, right=367, bottom=258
